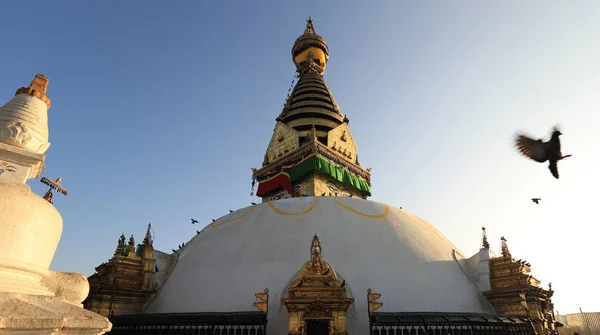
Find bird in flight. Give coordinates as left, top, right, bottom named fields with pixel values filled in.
left=531, top=198, right=541, bottom=204
left=191, top=218, right=198, bottom=224
left=514, top=127, right=572, bottom=179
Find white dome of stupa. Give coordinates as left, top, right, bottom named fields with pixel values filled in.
left=145, top=196, right=494, bottom=334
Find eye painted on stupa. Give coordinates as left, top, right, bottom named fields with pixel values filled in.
left=341, top=189, right=352, bottom=197
left=0, top=162, right=16, bottom=174
left=326, top=181, right=339, bottom=193
left=272, top=193, right=286, bottom=201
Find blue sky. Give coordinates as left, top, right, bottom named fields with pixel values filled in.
left=1, top=1, right=598, bottom=314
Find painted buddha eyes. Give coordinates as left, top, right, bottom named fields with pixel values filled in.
left=0, top=162, right=17, bottom=174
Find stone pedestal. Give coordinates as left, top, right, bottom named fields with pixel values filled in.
left=0, top=292, right=111, bottom=334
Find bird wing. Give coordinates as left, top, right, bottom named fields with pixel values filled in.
left=515, top=135, right=548, bottom=162
left=548, top=160, right=559, bottom=179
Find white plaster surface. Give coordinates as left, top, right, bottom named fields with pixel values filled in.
left=0, top=94, right=50, bottom=154
left=463, top=248, right=492, bottom=293
left=146, top=197, right=494, bottom=334
left=154, top=251, right=177, bottom=288
left=0, top=180, right=62, bottom=295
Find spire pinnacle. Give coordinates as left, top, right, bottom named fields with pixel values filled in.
left=304, top=16, right=315, bottom=35
left=482, top=227, right=490, bottom=249
left=128, top=235, right=135, bottom=246
left=114, top=234, right=126, bottom=256
left=144, top=223, right=153, bottom=246
left=15, top=74, right=51, bottom=108
left=292, top=17, right=329, bottom=74
left=500, top=236, right=511, bottom=259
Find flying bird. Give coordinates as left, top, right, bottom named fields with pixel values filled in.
left=191, top=218, right=198, bottom=224
left=531, top=198, right=541, bottom=205
left=514, top=127, right=572, bottom=179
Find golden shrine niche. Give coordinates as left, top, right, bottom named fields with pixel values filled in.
left=281, top=234, right=354, bottom=335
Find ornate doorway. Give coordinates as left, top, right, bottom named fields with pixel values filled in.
left=281, top=234, right=354, bottom=335
left=306, top=319, right=330, bottom=335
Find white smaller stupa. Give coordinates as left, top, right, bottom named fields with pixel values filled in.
left=0, top=74, right=112, bottom=334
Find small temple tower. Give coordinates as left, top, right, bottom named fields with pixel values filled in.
left=84, top=224, right=158, bottom=317
left=0, top=75, right=111, bottom=333
left=483, top=236, right=559, bottom=334
left=282, top=234, right=354, bottom=334
left=252, top=17, right=371, bottom=202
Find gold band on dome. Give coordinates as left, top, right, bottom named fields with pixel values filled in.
left=334, top=199, right=389, bottom=219
left=268, top=198, right=320, bottom=216
left=213, top=205, right=259, bottom=228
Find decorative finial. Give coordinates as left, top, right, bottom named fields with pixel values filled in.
left=113, top=234, right=126, bottom=256
left=15, top=74, right=51, bottom=108
left=310, top=233, right=323, bottom=272
left=40, top=177, right=68, bottom=204
left=482, top=227, right=490, bottom=249
left=548, top=282, right=553, bottom=291
left=500, top=236, right=511, bottom=259
left=304, top=16, right=315, bottom=35
left=144, top=223, right=153, bottom=245
left=128, top=235, right=135, bottom=246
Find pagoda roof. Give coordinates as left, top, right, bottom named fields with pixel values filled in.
left=277, top=68, right=344, bottom=132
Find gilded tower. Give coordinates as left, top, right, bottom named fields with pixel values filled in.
left=84, top=224, right=158, bottom=317
left=252, top=17, right=371, bottom=202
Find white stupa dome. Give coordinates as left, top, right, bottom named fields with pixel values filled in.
left=145, top=197, right=493, bottom=334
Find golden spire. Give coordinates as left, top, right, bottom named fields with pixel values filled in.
left=15, top=74, right=51, bottom=108
left=292, top=17, right=329, bottom=74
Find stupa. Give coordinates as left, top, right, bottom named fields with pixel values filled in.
left=0, top=75, right=112, bottom=334
left=84, top=18, right=560, bottom=335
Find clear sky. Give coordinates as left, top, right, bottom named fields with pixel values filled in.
left=1, top=1, right=598, bottom=314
